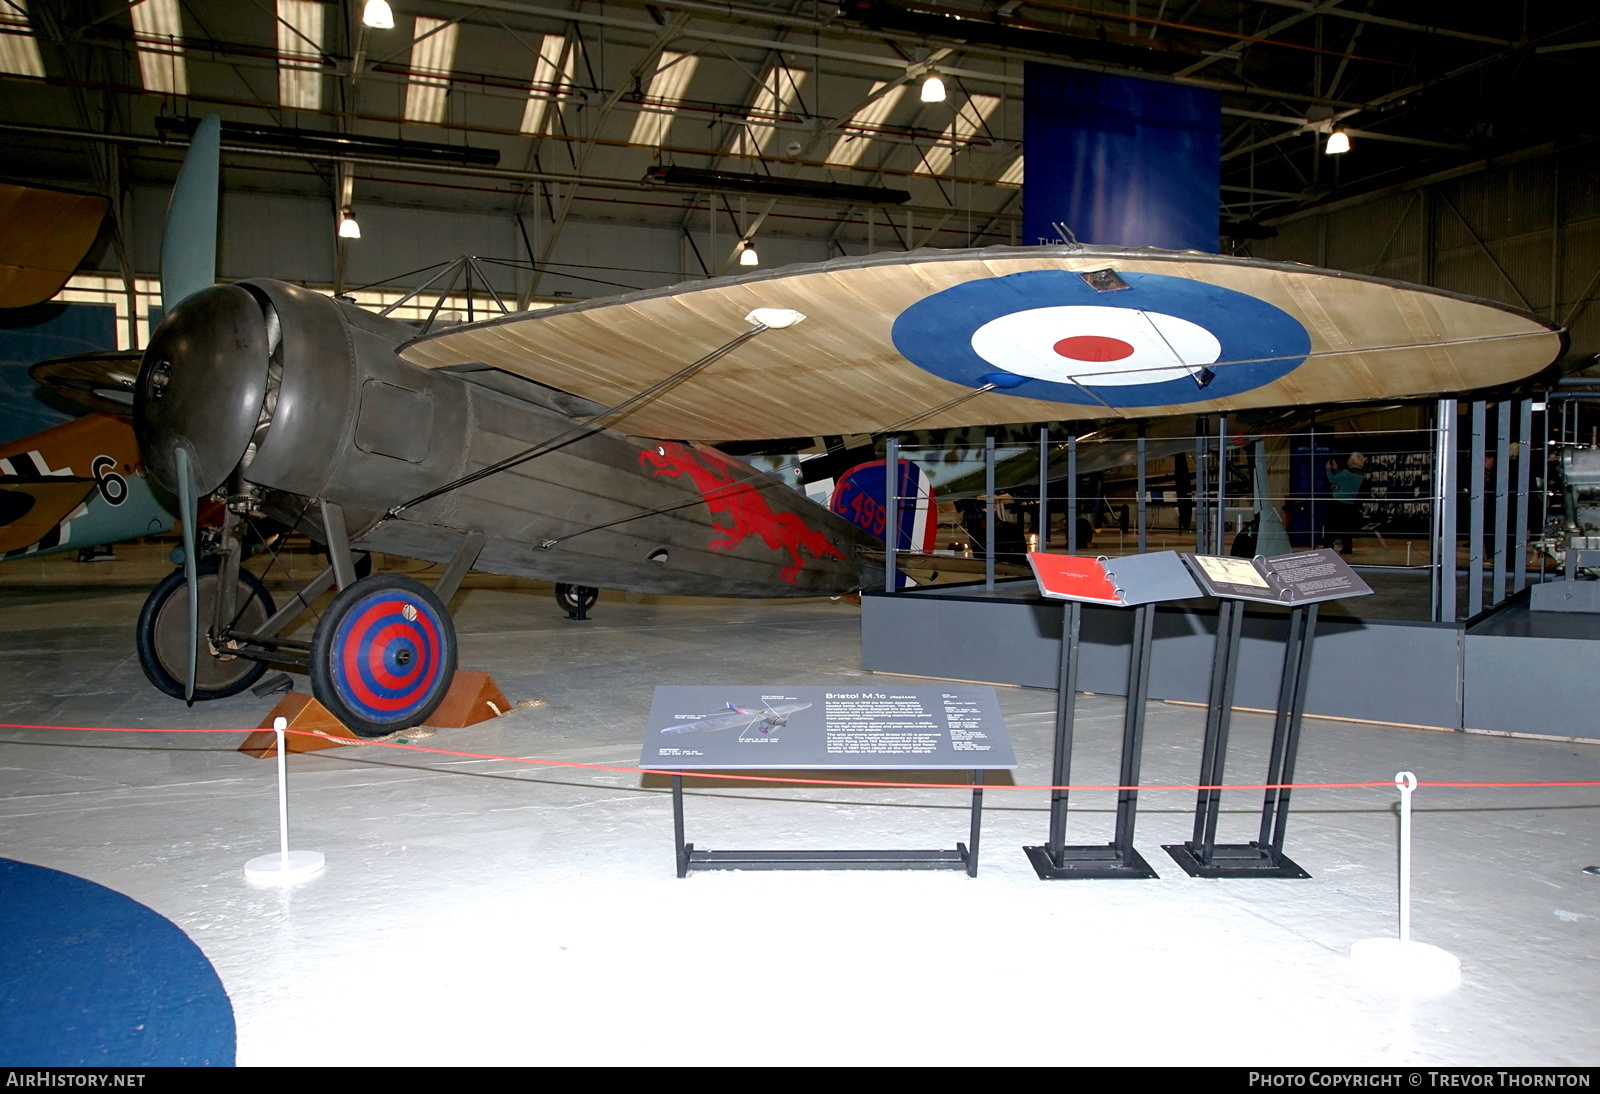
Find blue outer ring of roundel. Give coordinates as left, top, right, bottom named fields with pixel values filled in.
left=890, top=269, right=1312, bottom=408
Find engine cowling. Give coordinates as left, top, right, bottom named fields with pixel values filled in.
left=135, top=280, right=470, bottom=526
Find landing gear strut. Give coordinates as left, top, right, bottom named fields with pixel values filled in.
left=132, top=496, right=485, bottom=738
left=555, top=583, right=599, bottom=620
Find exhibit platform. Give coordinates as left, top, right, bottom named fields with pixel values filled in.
left=4, top=554, right=1600, bottom=1065
left=862, top=576, right=1600, bottom=739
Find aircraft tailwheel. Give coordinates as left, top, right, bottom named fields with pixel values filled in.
left=136, top=562, right=276, bottom=701
left=309, top=574, right=457, bottom=739
left=554, top=583, right=599, bottom=618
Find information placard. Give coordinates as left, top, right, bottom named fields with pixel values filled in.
left=1181, top=547, right=1373, bottom=606
left=638, top=685, right=1017, bottom=771
left=1028, top=550, right=1204, bottom=606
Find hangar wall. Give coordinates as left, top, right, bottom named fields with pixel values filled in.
left=1253, top=140, right=1600, bottom=362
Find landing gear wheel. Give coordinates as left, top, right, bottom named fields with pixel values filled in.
left=554, top=583, right=599, bottom=616
left=309, top=574, right=457, bottom=739
left=136, top=562, right=276, bottom=701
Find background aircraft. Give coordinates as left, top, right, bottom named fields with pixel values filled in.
left=0, top=180, right=176, bottom=561
left=0, top=353, right=176, bottom=561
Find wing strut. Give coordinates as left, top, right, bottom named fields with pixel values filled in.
left=383, top=309, right=805, bottom=521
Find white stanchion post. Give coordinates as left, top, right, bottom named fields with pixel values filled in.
left=244, top=717, right=326, bottom=885
left=1398, top=770, right=1414, bottom=945
left=1351, top=770, right=1460, bottom=995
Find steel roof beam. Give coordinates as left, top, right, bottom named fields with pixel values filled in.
left=1245, top=0, right=1517, bottom=46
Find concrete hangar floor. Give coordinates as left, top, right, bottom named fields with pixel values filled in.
left=0, top=543, right=1597, bottom=1068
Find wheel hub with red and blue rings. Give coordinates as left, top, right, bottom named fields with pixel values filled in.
left=328, top=586, right=450, bottom=727
left=890, top=268, right=1312, bottom=408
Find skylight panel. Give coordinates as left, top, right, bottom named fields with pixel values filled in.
left=726, top=65, right=806, bottom=160
left=629, top=50, right=699, bottom=148
left=519, top=33, right=578, bottom=136
left=0, top=0, right=45, bottom=78
left=277, top=0, right=324, bottom=111
left=997, top=155, right=1023, bottom=188
left=825, top=81, right=908, bottom=169
left=405, top=15, right=459, bottom=125
left=130, top=0, right=187, bottom=96
left=918, top=93, right=1000, bottom=176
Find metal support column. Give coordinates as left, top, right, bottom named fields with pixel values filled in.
left=1189, top=599, right=1245, bottom=858
left=1136, top=424, right=1148, bottom=554
left=1469, top=400, right=1487, bottom=617
left=1026, top=599, right=1081, bottom=870
left=1026, top=601, right=1160, bottom=880
left=1164, top=602, right=1316, bottom=879
left=884, top=436, right=899, bottom=592
left=1195, top=417, right=1209, bottom=554
left=984, top=434, right=996, bottom=590
left=1515, top=397, right=1533, bottom=593
left=1493, top=401, right=1512, bottom=606
left=1214, top=416, right=1228, bottom=554
left=1038, top=426, right=1050, bottom=550
left=1067, top=431, right=1079, bottom=553
left=1434, top=398, right=1458, bottom=623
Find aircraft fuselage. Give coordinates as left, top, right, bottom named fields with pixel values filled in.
left=134, top=279, right=878, bottom=599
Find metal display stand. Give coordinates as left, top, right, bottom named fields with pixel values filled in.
left=670, top=771, right=986, bottom=877
left=1024, top=600, right=1162, bottom=880
left=1162, top=601, right=1319, bottom=878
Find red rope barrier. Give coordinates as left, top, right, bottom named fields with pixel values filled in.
left=4, top=720, right=1599, bottom=795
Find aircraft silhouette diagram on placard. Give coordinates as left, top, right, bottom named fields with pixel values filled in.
left=656, top=702, right=813, bottom=738
left=125, top=114, right=1566, bottom=738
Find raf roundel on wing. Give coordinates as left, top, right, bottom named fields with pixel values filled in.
left=890, top=269, right=1313, bottom=408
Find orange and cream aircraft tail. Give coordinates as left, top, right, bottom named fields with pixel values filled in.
left=0, top=413, right=174, bottom=558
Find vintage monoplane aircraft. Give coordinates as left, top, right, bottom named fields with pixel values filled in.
left=128, top=117, right=1566, bottom=738
left=657, top=701, right=813, bottom=736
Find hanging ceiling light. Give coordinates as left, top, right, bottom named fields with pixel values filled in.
left=738, top=243, right=759, bottom=266
left=1324, top=128, right=1351, bottom=155
left=362, top=0, right=395, bottom=29
left=338, top=211, right=361, bottom=239
left=919, top=72, right=946, bottom=103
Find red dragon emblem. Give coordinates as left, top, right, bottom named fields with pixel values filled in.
left=640, top=442, right=843, bottom=583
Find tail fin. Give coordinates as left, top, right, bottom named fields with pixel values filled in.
left=829, top=458, right=937, bottom=553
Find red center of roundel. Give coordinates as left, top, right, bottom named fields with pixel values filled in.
left=1053, top=335, right=1135, bottom=362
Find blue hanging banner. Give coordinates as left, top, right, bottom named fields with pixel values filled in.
left=1022, top=65, right=1220, bottom=254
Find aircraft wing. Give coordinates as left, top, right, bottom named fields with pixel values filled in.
left=399, top=245, right=1565, bottom=443
left=0, top=479, right=96, bottom=554
left=0, top=184, right=110, bottom=310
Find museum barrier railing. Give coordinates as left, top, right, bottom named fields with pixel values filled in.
left=5, top=720, right=1596, bottom=795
